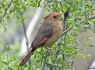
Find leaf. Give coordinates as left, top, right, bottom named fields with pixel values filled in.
left=46, top=7, right=50, bottom=11
left=86, top=54, right=91, bottom=58
left=13, top=56, right=16, bottom=60
left=37, top=68, right=40, bottom=70
left=74, top=53, right=80, bottom=58
left=38, top=1, right=40, bottom=7
left=81, top=54, right=86, bottom=58
left=86, top=35, right=92, bottom=42
left=84, top=49, right=87, bottom=52
left=28, top=65, right=32, bottom=70
left=36, top=59, right=41, bottom=63
left=88, top=44, right=93, bottom=47
left=6, top=45, right=10, bottom=51
left=4, top=27, right=7, bottom=32
left=2, top=61, right=8, bottom=65
left=14, top=64, right=20, bottom=68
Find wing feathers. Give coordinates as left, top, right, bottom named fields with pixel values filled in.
left=31, top=21, right=53, bottom=49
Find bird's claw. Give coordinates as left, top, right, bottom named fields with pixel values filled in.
left=45, top=47, right=54, bottom=54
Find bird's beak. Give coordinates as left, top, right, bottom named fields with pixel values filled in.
left=57, top=13, right=62, bottom=18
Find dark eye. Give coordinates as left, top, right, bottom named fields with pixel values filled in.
left=53, top=16, right=57, bottom=18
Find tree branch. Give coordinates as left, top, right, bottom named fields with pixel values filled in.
left=0, top=0, right=12, bottom=23
left=61, top=27, right=73, bottom=36
left=61, top=15, right=95, bottom=36
left=41, top=51, right=49, bottom=70
left=41, top=2, right=95, bottom=70
left=22, top=17, right=31, bottom=65
left=49, top=8, right=70, bottom=70
left=46, top=63, right=60, bottom=68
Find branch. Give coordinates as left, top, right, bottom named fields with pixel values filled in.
left=80, top=16, right=95, bottom=24
left=41, top=3, right=95, bottom=70
left=22, top=20, right=30, bottom=52
left=41, top=51, right=49, bottom=70
left=63, top=8, right=70, bottom=31
left=49, top=8, right=70, bottom=70
left=0, top=0, right=12, bottom=23
left=61, top=27, right=73, bottom=36
left=46, top=63, right=60, bottom=68
left=22, top=18, right=31, bottom=65
left=41, top=57, right=46, bottom=70
left=61, top=15, right=95, bottom=36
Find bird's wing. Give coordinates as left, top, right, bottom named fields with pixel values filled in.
left=31, top=21, right=53, bottom=50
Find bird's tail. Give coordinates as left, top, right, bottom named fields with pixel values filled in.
left=19, top=49, right=35, bottom=66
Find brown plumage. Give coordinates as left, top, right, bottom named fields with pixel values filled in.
left=19, top=12, right=63, bottom=66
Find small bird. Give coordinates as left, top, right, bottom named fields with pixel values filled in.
left=19, top=12, right=63, bottom=66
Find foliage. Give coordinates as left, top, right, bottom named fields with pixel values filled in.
left=0, top=0, right=95, bottom=70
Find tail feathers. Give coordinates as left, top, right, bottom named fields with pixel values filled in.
left=19, top=49, right=34, bottom=66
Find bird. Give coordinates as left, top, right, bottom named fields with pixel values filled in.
left=19, top=12, right=63, bottom=66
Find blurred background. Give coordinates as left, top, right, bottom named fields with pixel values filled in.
left=0, top=0, right=95, bottom=70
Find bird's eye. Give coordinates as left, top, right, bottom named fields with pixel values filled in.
left=53, top=16, right=57, bottom=18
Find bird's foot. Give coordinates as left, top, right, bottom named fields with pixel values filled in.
left=45, top=47, right=54, bottom=54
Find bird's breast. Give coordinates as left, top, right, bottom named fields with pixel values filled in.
left=44, top=21, right=63, bottom=47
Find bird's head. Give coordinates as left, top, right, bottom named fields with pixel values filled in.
left=44, top=12, right=62, bottom=21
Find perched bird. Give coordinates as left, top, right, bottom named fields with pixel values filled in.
left=20, top=12, right=63, bottom=66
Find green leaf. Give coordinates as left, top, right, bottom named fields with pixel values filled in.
left=86, top=35, right=92, bottom=42
left=2, top=61, right=8, bottom=65
left=88, top=44, right=93, bottom=47
left=6, top=45, right=10, bottom=51
left=14, top=64, right=20, bottom=68
left=13, top=56, right=16, bottom=60
left=86, top=54, right=91, bottom=58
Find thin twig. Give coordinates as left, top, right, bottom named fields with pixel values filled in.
left=22, top=20, right=29, bottom=52
left=42, top=58, right=46, bottom=70
left=41, top=51, right=49, bottom=70
left=80, top=16, right=95, bottom=23
left=46, top=63, right=60, bottom=68
left=61, top=27, right=73, bottom=36
left=0, top=0, right=12, bottom=23
left=22, top=19, right=31, bottom=65
left=49, top=8, right=70, bottom=70
left=41, top=2, right=95, bottom=69
left=61, top=8, right=70, bottom=67
left=6, top=46, right=9, bottom=69
left=84, top=11, right=89, bottom=24
left=61, top=15, right=95, bottom=36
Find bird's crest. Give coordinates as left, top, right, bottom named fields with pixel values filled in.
left=44, top=14, right=51, bottom=19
